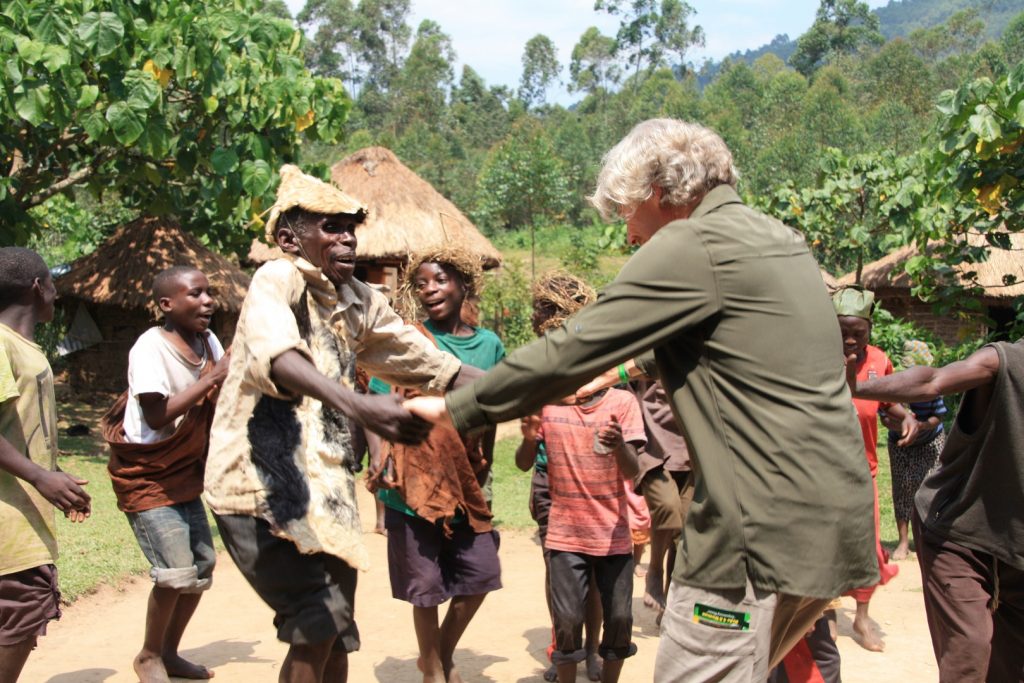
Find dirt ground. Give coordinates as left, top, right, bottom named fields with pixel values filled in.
left=21, top=484, right=937, bottom=683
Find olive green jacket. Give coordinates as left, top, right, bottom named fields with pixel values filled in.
left=447, top=185, right=877, bottom=598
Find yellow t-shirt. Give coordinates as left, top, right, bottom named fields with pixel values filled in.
left=0, top=323, right=58, bottom=575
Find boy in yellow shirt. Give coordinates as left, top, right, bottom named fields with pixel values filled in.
left=0, top=247, right=90, bottom=682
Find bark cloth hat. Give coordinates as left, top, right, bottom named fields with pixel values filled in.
left=264, top=164, right=367, bottom=241
left=832, top=285, right=875, bottom=320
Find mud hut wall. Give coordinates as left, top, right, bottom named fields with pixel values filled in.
left=874, top=290, right=986, bottom=345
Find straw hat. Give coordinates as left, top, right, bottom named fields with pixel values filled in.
left=264, top=165, right=367, bottom=241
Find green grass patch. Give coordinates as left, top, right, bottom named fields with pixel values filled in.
left=490, top=436, right=535, bottom=531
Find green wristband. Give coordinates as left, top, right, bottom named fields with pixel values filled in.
left=617, top=364, right=629, bottom=384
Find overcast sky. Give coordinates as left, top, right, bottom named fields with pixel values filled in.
left=283, top=0, right=890, bottom=104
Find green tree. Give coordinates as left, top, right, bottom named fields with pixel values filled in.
left=790, top=0, right=884, bottom=77
left=758, top=149, right=924, bottom=280
left=569, top=26, right=620, bottom=97
left=595, top=0, right=702, bottom=90
left=296, top=0, right=360, bottom=88
left=475, top=122, right=572, bottom=276
left=518, top=34, right=561, bottom=109
left=1, top=0, right=351, bottom=251
left=389, top=19, right=454, bottom=133
left=355, top=0, right=411, bottom=92
left=1002, top=11, right=1024, bottom=67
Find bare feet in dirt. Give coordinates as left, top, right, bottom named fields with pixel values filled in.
left=374, top=525, right=387, bottom=536
left=133, top=652, right=170, bottom=683
left=892, top=543, right=910, bottom=561
left=585, top=651, right=603, bottom=681
left=643, top=572, right=666, bottom=612
left=543, top=662, right=558, bottom=682
left=853, top=615, right=885, bottom=652
left=634, top=564, right=648, bottom=578
left=163, top=653, right=214, bottom=679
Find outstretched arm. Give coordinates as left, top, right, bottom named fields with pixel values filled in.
left=849, top=346, right=1000, bottom=402
left=271, top=350, right=432, bottom=445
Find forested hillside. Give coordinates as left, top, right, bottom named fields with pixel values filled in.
left=876, top=0, right=1024, bottom=40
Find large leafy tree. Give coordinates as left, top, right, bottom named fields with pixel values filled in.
left=518, top=34, right=560, bottom=109
left=1, top=0, right=352, bottom=251
left=790, top=0, right=884, bottom=77
left=569, top=27, right=620, bottom=97
left=594, top=0, right=703, bottom=90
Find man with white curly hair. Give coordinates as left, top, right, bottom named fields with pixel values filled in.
left=406, top=119, right=878, bottom=682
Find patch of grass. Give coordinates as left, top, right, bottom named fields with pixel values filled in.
left=490, top=436, right=535, bottom=530
left=877, top=443, right=899, bottom=549
left=54, top=453, right=149, bottom=602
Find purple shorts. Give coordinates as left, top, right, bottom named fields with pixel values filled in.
left=0, top=564, right=61, bottom=646
left=384, top=506, right=502, bottom=607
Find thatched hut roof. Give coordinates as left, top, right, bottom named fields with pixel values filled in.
left=838, top=232, right=1024, bottom=302
left=56, top=216, right=251, bottom=314
left=331, top=146, right=501, bottom=269
left=247, top=238, right=284, bottom=265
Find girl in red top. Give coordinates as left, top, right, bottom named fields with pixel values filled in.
left=834, top=286, right=917, bottom=652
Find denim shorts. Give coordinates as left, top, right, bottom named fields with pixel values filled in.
left=126, top=498, right=216, bottom=592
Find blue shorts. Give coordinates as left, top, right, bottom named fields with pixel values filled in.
left=127, top=498, right=216, bottom=592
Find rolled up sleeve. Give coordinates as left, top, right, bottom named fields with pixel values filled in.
left=239, top=261, right=313, bottom=399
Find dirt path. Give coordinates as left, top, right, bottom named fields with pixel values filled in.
left=22, top=486, right=936, bottom=682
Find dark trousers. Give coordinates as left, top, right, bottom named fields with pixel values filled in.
left=913, top=513, right=1024, bottom=682
left=548, top=550, right=636, bottom=663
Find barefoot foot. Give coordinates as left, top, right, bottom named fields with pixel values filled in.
left=634, top=564, right=648, bottom=578
left=374, top=525, right=388, bottom=537
left=643, top=573, right=666, bottom=612
left=163, top=654, right=214, bottom=679
left=892, top=543, right=910, bottom=561
left=543, top=662, right=558, bottom=682
left=134, top=651, right=171, bottom=683
left=852, top=616, right=885, bottom=652
left=585, top=652, right=603, bottom=681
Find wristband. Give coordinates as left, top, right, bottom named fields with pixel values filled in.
left=617, top=364, right=629, bottom=384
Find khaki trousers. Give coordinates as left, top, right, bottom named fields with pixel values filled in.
left=654, top=578, right=829, bottom=682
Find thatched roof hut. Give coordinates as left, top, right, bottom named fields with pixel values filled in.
left=55, top=216, right=251, bottom=393
left=330, top=147, right=501, bottom=285
left=837, top=232, right=1024, bottom=342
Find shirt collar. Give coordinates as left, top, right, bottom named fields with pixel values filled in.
left=288, top=254, right=339, bottom=308
left=688, top=184, right=743, bottom=221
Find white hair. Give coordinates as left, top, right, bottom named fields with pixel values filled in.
left=589, top=118, right=739, bottom=220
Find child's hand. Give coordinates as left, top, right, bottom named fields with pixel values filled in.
left=896, top=414, right=921, bottom=447
left=520, top=414, right=541, bottom=441
left=33, top=470, right=90, bottom=515
left=596, top=415, right=624, bottom=452
left=64, top=505, right=90, bottom=523
left=366, top=454, right=396, bottom=492
left=210, top=348, right=231, bottom=386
